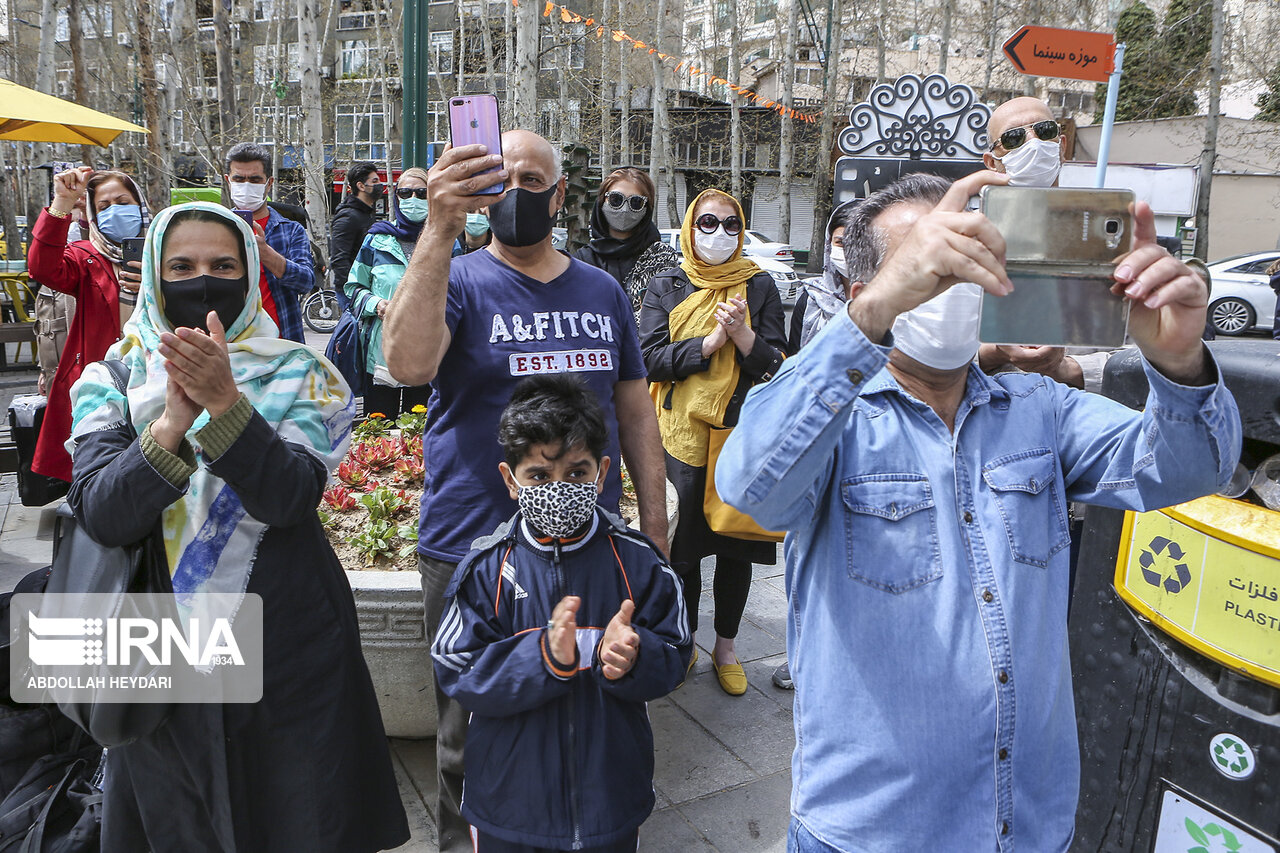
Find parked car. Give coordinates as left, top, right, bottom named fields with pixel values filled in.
left=659, top=229, right=802, bottom=306
left=743, top=231, right=795, bottom=268
left=1204, top=251, right=1279, bottom=335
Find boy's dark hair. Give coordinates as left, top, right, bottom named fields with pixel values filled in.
left=225, top=141, right=272, bottom=175
left=499, top=375, right=608, bottom=468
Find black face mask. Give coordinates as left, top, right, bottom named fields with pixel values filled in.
left=488, top=185, right=558, bottom=248
left=160, top=275, right=249, bottom=333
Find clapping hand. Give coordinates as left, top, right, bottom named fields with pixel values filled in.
left=158, top=311, right=241, bottom=419
left=548, top=595, right=581, bottom=669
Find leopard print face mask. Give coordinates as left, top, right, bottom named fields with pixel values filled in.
left=516, top=477, right=599, bottom=539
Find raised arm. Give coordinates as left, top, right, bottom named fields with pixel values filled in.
left=382, top=145, right=506, bottom=385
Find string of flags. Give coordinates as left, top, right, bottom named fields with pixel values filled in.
left=511, top=0, right=821, bottom=123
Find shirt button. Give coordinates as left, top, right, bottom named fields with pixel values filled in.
left=963, top=511, right=973, bottom=523
left=998, top=670, right=1009, bottom=684
left=999, top=747, right=1009, bottom=760
left=982, top=589, right=993, bottom=603
left=846, top=368, right=863, bottom=385
left=1002, top=822, right=1009, bottom=835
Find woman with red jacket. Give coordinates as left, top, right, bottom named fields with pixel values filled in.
left=27, top=166, right=150, bottom=482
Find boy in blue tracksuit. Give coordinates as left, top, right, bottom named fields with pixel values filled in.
left=431, top=375, right=692, bottom=853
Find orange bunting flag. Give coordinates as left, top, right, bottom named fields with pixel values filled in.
left=543, top=1, right=554, bottom=15
left=560, top=7, right=571, bottom=20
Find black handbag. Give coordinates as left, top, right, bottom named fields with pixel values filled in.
left=38, top=359, right=176, bottom=748
left=0, top=744, right=103, bottom=853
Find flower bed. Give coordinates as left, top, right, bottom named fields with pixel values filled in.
left=320, top=407, right=643, bottom=572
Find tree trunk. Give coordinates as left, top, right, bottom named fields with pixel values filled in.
left=982, top=0, right=1000, bottom=96
left=134, top=0, right=166, bottom=211
left=810, top=0, right=843, bottom=266
left=0, top=144, right=22, bottom=264
left=939, top=0, right=953, bottom=75
left=504, top=0, right=515, bottom=118
left=620, top=41, right=631, bottom=164
left=876, top=0, right=887, bottom=83
left=479, top=0, right=498, bottom=95
left=779, top=0, right=797, bottom=246
left=597, top=0, right=613, bottom=177
left=456, top=0, right=466, bottom=96
left=373, top=3, right=395, bottom=191
left=1193, top=0, right=1223, bottom=260
left=729, top=0, right=742, bottom=199
left=65, top=0, right=94, bottom=165
left=513, top=0, right=539, bottom=129
left=213, top=0, right=239, bottom=140
left=32, top=0, right=58, bottom=219
left=298, top=0, right=329, bottom=245
left=650, top=0, right=677, bottom=227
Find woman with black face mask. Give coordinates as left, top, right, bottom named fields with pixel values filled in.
left=574, top=168, right=680, bottom=318
left=66, top=203, right=410, bottom=853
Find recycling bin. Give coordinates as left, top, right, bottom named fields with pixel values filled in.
left=1071, top=339, right=1280, bottom=852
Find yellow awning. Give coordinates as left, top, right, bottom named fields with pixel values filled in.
left=0, top=77, right=148, bottom=146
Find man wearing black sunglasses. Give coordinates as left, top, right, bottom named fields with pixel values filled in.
left=982, top=97, right=1065, bottom=190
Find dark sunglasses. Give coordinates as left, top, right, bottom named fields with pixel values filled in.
left=695, top=213, right=743, bottom=236
left=395, top=187, right=429, bottom=200
left=604, top=191, right=647, bottom=212
left=993, top=119, right=1060, bottom=152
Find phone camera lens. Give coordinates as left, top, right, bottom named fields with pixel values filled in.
left=452, top=100, right=463, bottom=106
left=1105, top=219, right=1120, bottom=235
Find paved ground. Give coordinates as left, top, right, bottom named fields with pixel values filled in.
left=3, top=356, right=798, bottom=852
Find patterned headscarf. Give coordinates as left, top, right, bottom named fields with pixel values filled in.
left=84, top=171, right=152, bottom=266
left=68, top=202, right=353, bottom=608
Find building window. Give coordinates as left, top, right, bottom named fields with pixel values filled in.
left=254, top=106, right=303, bottom=145
left=754, top=0, right=776, bottom=23
left=687, top=22, right=703, bottom=40
left=253, top=43, right=301, bottom=85
left=341, top=39, right=375, bottom=77
left=795, top=65, right=822, bottom=86
left=56, top=2, right=112, bottom=41
left=335, top=105, right=386, bottom=160
left=254, top=0, right=273, bottom=20
left=429, top=31, right=454, bottom=74
left=715, top=0, right=730, bottom=26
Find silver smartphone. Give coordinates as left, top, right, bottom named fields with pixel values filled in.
left=979, top=186, right=1135, bottom=348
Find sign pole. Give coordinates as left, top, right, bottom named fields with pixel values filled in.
left=1094, top=42, right=1126, bottom=188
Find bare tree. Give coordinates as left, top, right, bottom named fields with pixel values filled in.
left=779, top=0, right=797, bottom=246
left=478, top=0, right=498, bottom=94
left=620, top=39, right=631, bottom=164
left=1194, top=0, right=1224, bottom=260
left=298, top=0, right=330, bottom=244
left=513, top=0, right=539, bottom=128
left=729, top=0, right=742, bottom=199
left=810, top=0, right=843, bottom=264
left=213, top=0, right=239, bottom=139
left=650, top=0, right=678, bottom=227
left=65, top=0, right=94, bottom=165
left=597, top=0, right=613, bottom=176
left=133, top=0, right=166, bottom=212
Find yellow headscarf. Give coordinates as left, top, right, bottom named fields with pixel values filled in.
left=653, top=190, right=761, bottom=467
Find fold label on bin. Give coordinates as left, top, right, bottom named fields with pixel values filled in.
left=1116, top=496, right=1280, bottom=690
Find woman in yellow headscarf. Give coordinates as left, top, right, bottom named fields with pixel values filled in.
left=639, top=189, right=787, bottom=696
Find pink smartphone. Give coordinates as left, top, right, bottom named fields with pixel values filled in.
left=448, top=95, right=504, bottom=195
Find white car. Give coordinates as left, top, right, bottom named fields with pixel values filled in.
left=659, top=230, right=802, bottom=306
left=742, top=230, right=796, bottom=268
left=1204, top=251, right=1279, bottom=335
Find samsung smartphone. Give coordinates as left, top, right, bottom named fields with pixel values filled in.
left=120, top=237, right=144, bottom=265
left=232, top=209, right=256, bottom=227
left=979, top=186, right=1135, bottom=348
left=448, top=94, right=504, bottom=195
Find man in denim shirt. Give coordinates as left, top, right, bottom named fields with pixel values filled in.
left=717, top=171, right=1241, bottom=852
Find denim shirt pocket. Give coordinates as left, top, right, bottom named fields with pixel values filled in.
left=981, top=448, right=1070, bottom=568
left=841, top=474, right=942, bottom=593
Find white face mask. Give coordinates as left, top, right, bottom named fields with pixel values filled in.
left=229, top=181, right=268, bottom=211
left=828, top=245, right=847, bottom=278
left=693, top=227, right=738, bottom=265
left=995, top=137, right=1062, bottom=188
left=891, top=282, right=984, bottom=370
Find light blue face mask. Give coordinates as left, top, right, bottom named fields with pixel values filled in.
left=465, top=212, right=489, bottom=237
left=399, top=198, right=429, bottom=223
left=95, top=203, right=143, bottom=244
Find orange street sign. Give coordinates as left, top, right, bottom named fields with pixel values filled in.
left=1002, top=26, right=1116, bottom=83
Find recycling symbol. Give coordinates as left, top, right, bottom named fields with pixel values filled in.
left=1184, top=817, right=1243, bottom=853
left=1210, top=733, right=1255, bottom=780
left=1139, top=536, right=1191, bottom=593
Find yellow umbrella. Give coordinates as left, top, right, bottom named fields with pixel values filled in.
left=0, top=77, right=148, bottom=146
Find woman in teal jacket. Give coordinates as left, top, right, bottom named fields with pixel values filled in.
left=344, top=167, right=431, bottom=417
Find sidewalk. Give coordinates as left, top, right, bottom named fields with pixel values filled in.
left=0, top=439, right=796, bottom=851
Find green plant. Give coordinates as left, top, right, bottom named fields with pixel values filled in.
left=396, top=404, right=429, bottom=438
left=358, top=484, right=413, bottom=522
left=349, top=518, right=397, bottom=566
left=353, top=413, right=392, bottom=442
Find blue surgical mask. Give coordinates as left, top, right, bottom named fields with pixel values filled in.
left=465, top=212, right=490, bottom=237
left=95, top=204, right=142, bottom=244
left=399, top=198, right=429, bottom=223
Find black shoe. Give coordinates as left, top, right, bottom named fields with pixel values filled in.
left=772, top=662, right=793, bottom=690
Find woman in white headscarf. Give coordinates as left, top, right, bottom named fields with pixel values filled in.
left=67, top=202, right=409, bottom=853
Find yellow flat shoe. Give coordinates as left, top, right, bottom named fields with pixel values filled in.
left=713, top=658, right=748, bottom=696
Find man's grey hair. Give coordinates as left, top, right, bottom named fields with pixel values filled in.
left=841, top=173, right=951, bottom=283
left=225, top=142, right=273, bottom=175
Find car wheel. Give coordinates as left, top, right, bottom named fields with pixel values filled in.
left=1209, top=297, right=1256, bottom=335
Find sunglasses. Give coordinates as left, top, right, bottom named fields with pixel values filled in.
left=993, top=119, right=1060, bottom=152
left=604, top=191, right=648, bottom=212
left=396, top=187, right=429, bottom=200
left=695, top=213, right=743, bottom=236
